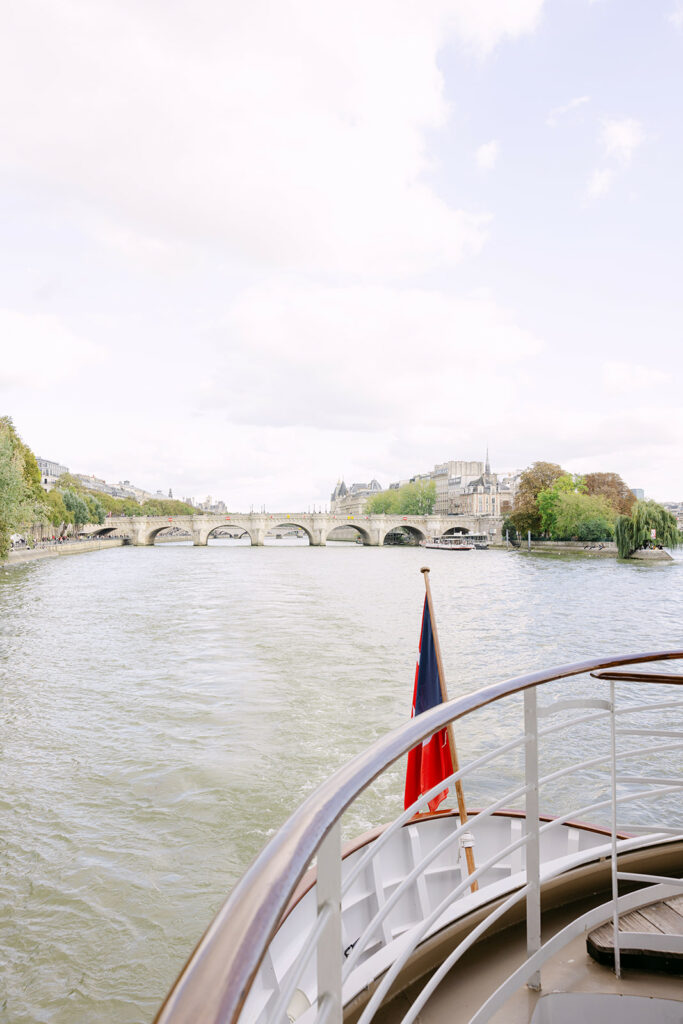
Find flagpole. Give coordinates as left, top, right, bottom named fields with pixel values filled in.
left=421, top=567, right=478, bottom=892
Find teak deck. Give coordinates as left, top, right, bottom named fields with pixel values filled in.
left=587, top=894, right=683, bottom=974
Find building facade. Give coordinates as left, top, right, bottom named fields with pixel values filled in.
left=447, top=454, right=520, bottom=517
left=198, top=496, right=228, bottom=513
left=36, top=457, right=69, bottom=491
left=330, top=479, right=382, bottom=514
left=334, top=453, right=519, bottom=518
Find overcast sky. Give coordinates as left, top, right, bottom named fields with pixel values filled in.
left=2, top=1, right=682, bottom=508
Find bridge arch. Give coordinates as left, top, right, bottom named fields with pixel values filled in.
left=148, top=525, right=193, bottom=544
left=380, top=523, right=426, bottom=546
left=440, top=525, right=472, bottom=538
left=266, top=521, right=313, bottom=544
left=324, top=523, right=372, bottom=546
left=89, top=525, right=121, bottom=538
left=205, top=525, right=253, bottom=545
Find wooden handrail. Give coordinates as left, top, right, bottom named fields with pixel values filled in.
left=154, top=649, right=683, bottom=1024
left=591, top=669, right=683, bottom=683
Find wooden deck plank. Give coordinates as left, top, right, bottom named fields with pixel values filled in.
left=639, top=902, right=683, bottom=935
left=622, top=909, right=665, bottom=933
left=667, top=893, right=683, bottom=914
left=589, top=910, right=661, bottom=949
left=589, top=923, right=614, bottom=947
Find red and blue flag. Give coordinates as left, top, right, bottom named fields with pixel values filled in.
left=404, top=596, right=453, bottom=813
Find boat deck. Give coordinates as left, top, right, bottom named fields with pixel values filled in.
left=375, top=891, right=683, bottom=1024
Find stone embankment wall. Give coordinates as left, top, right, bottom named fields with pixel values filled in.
left=511, top=540, right=618, bottom=557
left=3, top=538, right=125, bottom=568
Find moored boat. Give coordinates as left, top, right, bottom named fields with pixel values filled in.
left=154, top=650, right=683, bottom=1024
left=421, top=537, right=475, bottom=551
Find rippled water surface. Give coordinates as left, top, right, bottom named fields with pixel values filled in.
left=1, top=543, right=682, bottom=1022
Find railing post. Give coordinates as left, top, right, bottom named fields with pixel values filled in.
left=524, top=687, right=541, bottom=991
left=317, top=821, right=343, bottom=1022
left=609, top=680, right=621, bottom=978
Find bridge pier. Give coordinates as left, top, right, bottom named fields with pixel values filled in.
left=131, top=527, right=152, bottom=546
left=192, top=530, right=208, bottom=546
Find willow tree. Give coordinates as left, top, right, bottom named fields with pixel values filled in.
left=614, top=500, right=682, bottom=558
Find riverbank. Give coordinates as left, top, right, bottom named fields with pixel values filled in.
left=2, top=538, right=125, bottom=569
left=510, top=540, right=617, bottom=557
left=510, top=540, right=676, bottom=561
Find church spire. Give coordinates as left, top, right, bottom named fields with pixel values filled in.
left=485, top=446, right=490, bottom=475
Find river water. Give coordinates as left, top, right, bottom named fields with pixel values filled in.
left=1, top=542, right=681, bottom=1023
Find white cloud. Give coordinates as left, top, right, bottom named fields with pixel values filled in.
left=0, top=309, right=102, bottom=391
left=475, top=140, right=500, bottom=170
left=585, top=117, right=645, bottom=200
left=669, top=3, right=683, bottom=29
left=444, top=0, right=545, bottom=55
left=546, top=95, right=590, bottom=127
left=8, top=2, right=679, bottom=506
left=195, top=281, right=543, bottom=434
left=0, top=2, right=547, bottom=281
left=586, top=167, right=614, bottom=198
left=600, top=117, right=645, bottom=164
left=602, top=360, right=671, bottom=395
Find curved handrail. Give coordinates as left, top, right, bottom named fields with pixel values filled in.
left=154, top=649, right=683, bottom=1024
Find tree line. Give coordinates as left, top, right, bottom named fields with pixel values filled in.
left=0, top=418, right=199, bottom=558
left=506, top=461, right=681, bottom=557
left=365, top=480, right=437, bottom=516
left=46, top=473, right=196, bottom=525
left=0, top=417, right=47, bottom=558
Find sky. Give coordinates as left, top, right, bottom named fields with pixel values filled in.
left=1, top=0, right=682, bottom=509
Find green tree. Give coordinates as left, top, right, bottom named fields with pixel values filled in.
left=18, top=438, right=45, bottom=505
left=55, top=472, right=84, bottom=491
left=615, top=500, right=683, bottom=559
left=140, top=498, right=197, bottom=517
left=45, top=489, right=71, bottom=530
left=62, top=489, right=90, bottom=528
left=552, top=492, right=615, bottom=541
left=536, top=474, right=578, bottom=536
left=0, top=418, right=47, bottom=557
left=397, top=480, right=436, bottom=515
left=502, top=516, right=520, bottom=546
left=536, top=475, right=590, bottom=536
left=510, top=461, right=565, bottom=536
left=0, top=423, right=36, bottom=557
left=365, top=481, right=436, bottom=515
left=84, top=494, right=106, bottom=525
left=365, top=489, right=400, bottom=514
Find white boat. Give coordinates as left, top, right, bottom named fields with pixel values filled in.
left=155, top=650, right=683, bottom=1024
left=422, top=537, right=475, bottom=551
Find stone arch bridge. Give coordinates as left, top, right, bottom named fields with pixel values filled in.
left=84, top=513, right=503, bottom=547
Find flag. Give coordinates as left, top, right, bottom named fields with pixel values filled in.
left=404, top=596, right=454, bottom=813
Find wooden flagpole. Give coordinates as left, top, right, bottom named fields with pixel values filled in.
left=421, top=566, right=478, bottom=891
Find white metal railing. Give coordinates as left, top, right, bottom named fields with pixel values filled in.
left=273, top=674, right=683, bottom=1023
left=154, top=652, right=683, bottom=1024
left=345, top=683, right=683, bottom=1024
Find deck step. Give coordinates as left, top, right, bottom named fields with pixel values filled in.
left=587, top=895, right=683, bottom=974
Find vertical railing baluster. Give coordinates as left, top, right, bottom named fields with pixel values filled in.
left=524, top=687, right=541, bottom=991
left=317, top=821, right=343, bottom=1022
left=609, top=680, right=621, bottom=978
